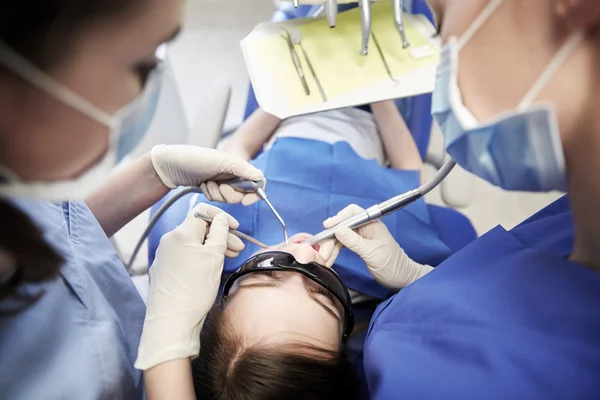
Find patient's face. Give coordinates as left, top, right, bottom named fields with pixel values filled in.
left=225, top=234, right=344, bottom=351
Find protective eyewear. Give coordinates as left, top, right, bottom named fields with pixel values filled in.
left=223, top=251, right=354, bottom=342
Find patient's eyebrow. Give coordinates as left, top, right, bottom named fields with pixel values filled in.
left=238, top=282, right=341, bottom=321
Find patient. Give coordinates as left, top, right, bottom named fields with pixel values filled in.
left=192, top=234, right=360, bottom=400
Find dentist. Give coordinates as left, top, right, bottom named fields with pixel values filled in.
left=0, top=1, right=261, bottom=398
left=321, top=0, right=600, bottom=397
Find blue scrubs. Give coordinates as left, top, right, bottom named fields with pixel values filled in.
left=0, top=200, right=145, bottom=399
left=364, top=196, right=600, bottom=398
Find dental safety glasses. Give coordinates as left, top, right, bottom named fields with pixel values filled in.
left=223, top=251, right=355, bottom=342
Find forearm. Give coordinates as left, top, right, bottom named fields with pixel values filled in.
left=223, top=109, right=282, bottom=160
left=144, top=359, right=196, bottom=400
left=86, top=153, right=169, bottom=237
left=371, top=100, right=423, bottom=171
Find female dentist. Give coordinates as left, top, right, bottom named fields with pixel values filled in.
left=321, top=0, right=600, bottom=398
left=0, top=1, right=262, bottom=399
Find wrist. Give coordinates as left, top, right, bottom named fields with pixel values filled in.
left=141, top=152, right=172, bottom=195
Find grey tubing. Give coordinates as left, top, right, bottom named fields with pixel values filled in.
left=126, top=187, right=203, bottom=275
left=418, top=159, right=456, bottom=195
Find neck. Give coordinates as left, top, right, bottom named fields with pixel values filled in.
left=565, top=97, right=600, bottom=270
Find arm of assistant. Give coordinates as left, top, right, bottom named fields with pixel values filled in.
left=371, top=100, right=423, bottom=171
left=86, top=145, right=265, bottom=237
left=222, top=108, right=282, bottom=161
left=136, top=203, right=244, bottom=399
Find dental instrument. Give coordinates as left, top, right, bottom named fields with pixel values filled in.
left=293, top=0, right=299, bottom=8
left=289, top=29, right=327, bottom=102
left=126, top=178, right=288, bottom=274
left=304, top=159, right=457, bottom=246
left=358, top=0, right=371, bottom=55
left=325, top=0, right=337, bottom=28
left=282, top=29, right=310, bottom=95
left=392, top=0, right=411, bottom=48
left=371, top=32, right=398, bottom=84
left=194, top=212, right=269, bottom=249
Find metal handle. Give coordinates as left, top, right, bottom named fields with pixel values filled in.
left=358, top=0, right=372, bottom=55
left=216, top=177, right=266, bottom=193
left=325, top=0, right=337, bottom=27
left=392, top=0, right=410, bottom=48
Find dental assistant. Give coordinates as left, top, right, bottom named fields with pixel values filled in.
left=0, top=1, right=262, bottom=398
left=320, top=0, right=600, bottom=397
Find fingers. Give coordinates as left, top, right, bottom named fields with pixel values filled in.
left=204, top=213, right=230, bottom=255
left=187, top=203, right=240, bottom=229
left=201, top=182, right=261, bottom=206
left=323, top=204, right=365, bottom=229
left=334, top=227, right=365, bottom=255
left=220, top=155, right=265, bottom=182
left=318, top=239, right=343, bottom=268
left=185, top=203, right=244, bottom=256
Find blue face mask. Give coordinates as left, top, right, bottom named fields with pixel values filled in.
left=431, top=0, right=583, bottom=192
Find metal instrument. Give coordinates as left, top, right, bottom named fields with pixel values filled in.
left=282, top=29, right=310, bottom=95
left=220, top=177, right=289, bottom=244
left=194, top=212, right=269, bottom=249
left=293, top=0, right=299, bottom=8
left=289, top=29, right=327, bottom=102
left=371, top=32, right=398, bottom=84
left=392, top=0, right=411, bottom=48
left=303, top=160, right=457, bottom=246
left=358, top=0, right=372, bottom=55
left=325, top=0, right=338, bottom=28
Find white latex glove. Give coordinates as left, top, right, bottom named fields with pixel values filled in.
left=150, top=144, right=265, bottom=205
left=135, top=203, right=244, bottom=371
left=319, top=204, right=433, bottom=290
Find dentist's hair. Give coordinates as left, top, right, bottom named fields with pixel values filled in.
left=0, top=0, right=140, bottom=74
left=192, top=303, right=360, bottom=400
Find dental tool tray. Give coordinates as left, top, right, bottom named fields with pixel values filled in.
left=241, top=1, right=440, bottom=119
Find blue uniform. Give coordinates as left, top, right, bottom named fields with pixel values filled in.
left=149, top=137, right=452, bottom=298
left=364, top=196, right=600, bottom=398
left=0, top=200, right=145, bottom=399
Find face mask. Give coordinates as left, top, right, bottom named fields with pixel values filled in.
left=0, top=42, right=165, bottom=201
left=431, top=0, right=584, bottom=192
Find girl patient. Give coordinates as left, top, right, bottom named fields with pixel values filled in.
left=193, top=234, right=359, bottom=400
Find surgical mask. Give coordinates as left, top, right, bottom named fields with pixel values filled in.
left=0, top=42, right=165, bottom=201
left=431, top=0, right=584, bottom=192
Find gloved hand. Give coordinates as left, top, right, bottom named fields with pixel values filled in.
left=135, top=203, right=244, bottom=371
left=318, top=204, right=433, bottom=290
left=150, top=144, right=265, bottom=205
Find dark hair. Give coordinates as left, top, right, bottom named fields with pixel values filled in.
left=192, top=303, right=360, bottom=400
left=0, top=0, right=138, bottom=308
left=0, top=0, right=140, bottom=73
left=0, top=199, right=63, bottom=313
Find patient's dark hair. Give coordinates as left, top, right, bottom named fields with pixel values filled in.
left=192, top=303, right=360, bottom=400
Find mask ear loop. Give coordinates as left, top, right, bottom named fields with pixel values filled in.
left=517, top=31, right=585, bottom=110
left=457, top=0, right=505, bottom=50
left=0, top=41, right=115, bottom=129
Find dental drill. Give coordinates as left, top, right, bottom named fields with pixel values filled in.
left=303, top=160, right=456, bottom=247
left=358, top=0, right=371, bottom=55
left=392, top=0, right=411, bottom=48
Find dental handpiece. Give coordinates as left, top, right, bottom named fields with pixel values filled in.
left=219, top=177, right=289, bottom=244
left=358, top=0, right=371, bottom=55
left=304, top=160, right=457, bottom=247
left=392, top=0, right=410, bottom=48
